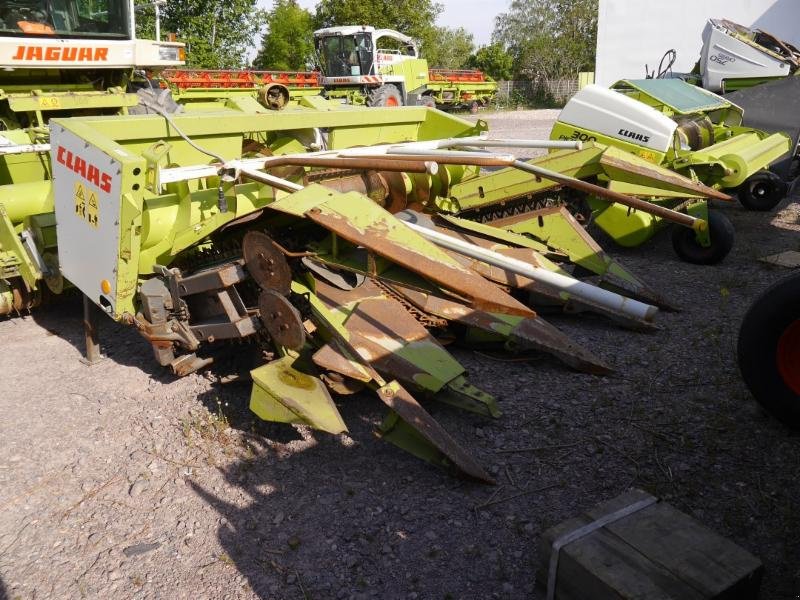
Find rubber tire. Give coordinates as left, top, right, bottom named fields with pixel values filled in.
left=418, top=95, right=436, bottom=109
left=469, top=100, right=480, bottom=114
left=671, top=210, right=734, bottom=265
left=736, top=169, right=788, bottom=211
left=129, top=87, right=183, bottom=115
left=367, top=84, right=403, bottom=107
left=738, top=272, right=800, bottom=427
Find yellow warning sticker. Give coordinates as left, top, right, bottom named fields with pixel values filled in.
left=638, top=150, right=658, bottom=162
left=74, top=181, right=99, bottom=229
left=39, top=97, right=62, bottom=109
left=74, top=181, right=86, bottom=219
left=87, top=190, right=98, bottom=228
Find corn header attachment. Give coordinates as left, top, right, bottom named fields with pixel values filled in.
left=3, top=103, right=726, bottom=477
left=551, top=78, right=793, bottom=263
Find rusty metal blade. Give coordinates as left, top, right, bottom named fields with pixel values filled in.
left=312, top=278, right=467, bottom=394
left=297, top=276, right=494, bottom=481
left=396, top=214, right=657, bottom=328
left=598, top=146, right=732, bottom=202
left=268, top=185, right=534, bottom=317
left=386, top=282, right=611, bottom=374
left=312, top=342, right=374, bottom=383
left=376, top=381, right=494, bottom=483
left=487, top=206, right=674, bottom=310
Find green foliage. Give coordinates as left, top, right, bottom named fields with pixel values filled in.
left=255, top=0, right=315, bottom=70
left=425, top=27, right=475, bottom=69
left=466, top=44, right=513, bottom=80
left=313, top=0, right=442, bottom=39
left=135, top=0, right=265, bottom=68
left=133, top=0, right=156, bottom=40
left=493, top=0, right=598, bottom=80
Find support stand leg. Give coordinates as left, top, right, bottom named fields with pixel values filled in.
left=80, top=294, right=104, bottom=365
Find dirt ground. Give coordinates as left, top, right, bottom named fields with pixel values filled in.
left=1, top=109, right=800, bottom=599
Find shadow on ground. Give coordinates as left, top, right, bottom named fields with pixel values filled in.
left=186, top=379, right=494, bottom=600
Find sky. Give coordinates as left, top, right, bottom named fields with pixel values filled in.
left=255, top=0, right=510, bottom=47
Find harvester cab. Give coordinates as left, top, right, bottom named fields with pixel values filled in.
left=314, top=25, right=427, bottom=107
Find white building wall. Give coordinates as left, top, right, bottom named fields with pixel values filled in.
left=596, top=0, right=800, bottom=86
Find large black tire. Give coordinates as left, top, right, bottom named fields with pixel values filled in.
left=129, top=88, right=184, bottom=115
left=671, top=210, right=734, bottom=265
left=736, top=169, right=788, bottom=211
left=738, top=273, right=800, bottom=426
left=367, top=84, right=403, bottom=107
left=418, top=95, right=436, bottom=109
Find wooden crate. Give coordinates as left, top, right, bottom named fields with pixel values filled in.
left=538, top=489, right=763, bottom=599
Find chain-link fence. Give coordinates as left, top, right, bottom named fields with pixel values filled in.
left=495, top=79, right=580, bottom=108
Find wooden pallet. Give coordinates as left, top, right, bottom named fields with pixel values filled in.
left=538, top=489, right=763, bottom=599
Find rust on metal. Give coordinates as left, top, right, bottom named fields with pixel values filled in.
left=355, top=152, right=514, bottom=169
left=303, top=205, right=535, bottom=318
left=265, top=155, right=434, bottom=174
left=355, top=151, right=711, bottom=227
left=486, top=206, right=673, bottom=309
left=312, top=342, right=373, bottom=383
left=598, top=152, right=732, bottom=202
left=313, top=278, right=450, bottom=386
left=376, top=382, right=494, bottom=483
left=307, top=278, right=493, bottom=482
left=385, top=281, right=612, bottom=374
left=243, top=230, right=292, bottom=294
left=170, top=353, right=214, bottom=377
left=258, top=289, right=306, bottom=350
left=389, top=215, right=655, bottom=327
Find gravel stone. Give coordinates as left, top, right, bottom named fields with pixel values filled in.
left=129, top=479, right=149, bottom=497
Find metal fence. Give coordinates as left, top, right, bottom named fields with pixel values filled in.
left=496, top=79, right=580, bottom=106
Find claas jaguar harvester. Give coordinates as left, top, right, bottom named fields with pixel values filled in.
left=21, top=101, right=728, bottom=480
left=313, top=25, right=497, bottom=109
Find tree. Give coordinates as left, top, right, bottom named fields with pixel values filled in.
left=136, top=0, right=266, bottom=68
left=313, top=0, right=442, bottom=39
left=493, top=0, right=597, bottom=81
left=133, top=0, right=157, bottom=40
left=254, top=0, right=315, bottom=70
left=425, top=27, right=475, bottom=69
left=466, top=44, right=513, bottom=80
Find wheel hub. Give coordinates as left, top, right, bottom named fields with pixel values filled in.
left=752, top=181, right=770, bottom=198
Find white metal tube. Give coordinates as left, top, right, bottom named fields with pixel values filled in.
left=387, top=147, right=517, bottom=162
left=0, top=143, right=50, bottom=156
left=401, top=219, right=658, bottom=322
left=444, top=139, right=582, bottom=150
left=238, top=166, right=304, bottom=192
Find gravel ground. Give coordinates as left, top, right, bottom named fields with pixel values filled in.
left=1, top=109, right=800, bottom=599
